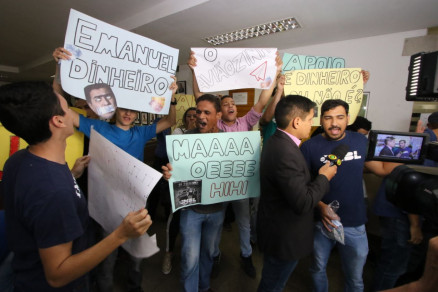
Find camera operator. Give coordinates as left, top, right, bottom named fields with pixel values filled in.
left=371, top=176, right=423, bottom=291
left=382, top=236, right=438, bottom=292
left=417, top=112, right=438, bottom=167
left=394, top=112, right=438, bottom=286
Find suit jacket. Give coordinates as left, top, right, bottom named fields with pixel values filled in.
left=379, top=145, right=394, bottom=156
left=257, top=130, right=330, bottom=261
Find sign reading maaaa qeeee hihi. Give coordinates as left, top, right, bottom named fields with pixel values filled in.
left=166, top=131, right=261, bottom=212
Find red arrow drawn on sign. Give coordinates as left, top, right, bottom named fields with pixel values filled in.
left=250, top=61, right=268, bottom=81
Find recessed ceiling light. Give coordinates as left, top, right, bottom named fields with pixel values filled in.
left=203, top=17, right=301, bottom=46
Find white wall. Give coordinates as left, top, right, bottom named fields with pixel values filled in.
left=280, top=29, right=427, bottom=132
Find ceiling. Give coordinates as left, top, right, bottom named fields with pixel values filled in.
left=1, top=0, right=437, bottom=83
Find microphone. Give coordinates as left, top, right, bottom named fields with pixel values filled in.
left=327, top=144, right=349, bottom=166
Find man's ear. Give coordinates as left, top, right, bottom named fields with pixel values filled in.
left=217, top=111, right=222, bottom=119
left=347, top=114, right=350, bottom=125
left=291, top=117, right=300, bottom=129
left=50, top=115, right=65, bottom=129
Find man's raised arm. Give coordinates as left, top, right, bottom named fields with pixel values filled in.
left=260, top=74, right=284, bottom=126
left=187, top=51, right=203, bottom=99
left=52, top=47, right=80, bottom=128
left=156, top=76, right=178, bottom=133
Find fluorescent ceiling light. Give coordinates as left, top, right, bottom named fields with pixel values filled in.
left=203, top=17, right=301, bottom=46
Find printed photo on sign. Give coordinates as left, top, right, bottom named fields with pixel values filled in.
left=60, top=9, right=179, bottom=115
left=173, top=180, right=202, bottom=209
left=84, top=83, right=117, bottom=119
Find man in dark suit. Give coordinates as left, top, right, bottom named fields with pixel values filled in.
left=379, top=136, right=396, bottom=156
left=257, top=95, right=337, bottom=292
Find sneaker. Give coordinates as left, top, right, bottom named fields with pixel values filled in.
left=161, top=252, right=173, bottom=275
left=241, top=254, right=256, bottom=278
left=210, top=252, right=221, bottom=279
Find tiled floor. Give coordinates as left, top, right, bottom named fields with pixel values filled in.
left=111, top=208, right=378, bottom=292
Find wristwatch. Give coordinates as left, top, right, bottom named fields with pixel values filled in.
left=170, top=99, right=177, bottom=105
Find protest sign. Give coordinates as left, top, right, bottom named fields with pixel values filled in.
left=282, top=53, right=345, bottom=72
left=166, top=131, right=261, bottom=212
left=60, top=9, right=179, bottom=116
left=284, top=68, right=363, bottom=125
left=88, top=129, right=161, bottom=258
left=192, top=48, right=277, bottom=92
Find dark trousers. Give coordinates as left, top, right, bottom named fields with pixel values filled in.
left=257, top=254, right=298, bottom=292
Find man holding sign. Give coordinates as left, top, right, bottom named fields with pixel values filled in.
left=0, top=82, right=152, bottom=292
left=53, top=47, right=178, bottom=292
left=162, top=94, right=225, bottom=292
left=188, top=50, right=282, bottom=278
left=53, top=47, right=177, bottom=163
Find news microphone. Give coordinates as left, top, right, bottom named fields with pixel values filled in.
left=327, top=144, right=349, bottom=166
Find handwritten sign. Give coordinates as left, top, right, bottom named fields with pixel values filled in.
left=192, top=48, right=277, bottom=92
left=282, top=53, right=345, bottom=72
left=60, top=9, right=179, bottom=115
left=284, top=68, right=363, bottom=125
left=166, top=131, right=261, bottom=212
left=88, top=128, right=161, bottom=258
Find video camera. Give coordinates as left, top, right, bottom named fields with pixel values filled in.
left=366, top=130, right=437, bottom=164
left=366, top=130, right=438, bottom=223
left=385, top=164, right=438, bottom=224
left=364, top=50, right=438, bottom=224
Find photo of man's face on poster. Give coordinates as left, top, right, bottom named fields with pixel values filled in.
left=84, top=83, right=117, bottom=119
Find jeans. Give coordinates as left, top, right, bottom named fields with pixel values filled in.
left=371, top=216, right=412, bottom=291
left=310, top=223, right=368, bottom=292
left=180, top=208, right=225, bottom=292
left=213, top=199, right=252, bottom=258
left=257, top=254, right=298, bottom=292
left=232, top=198, right=252, bottom=257
left=96, top=229, right=142, bottom=292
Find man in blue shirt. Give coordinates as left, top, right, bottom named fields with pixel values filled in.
left=394, top=140, right=413, bottom=159
left=301, top=99, right=396, bottom=292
